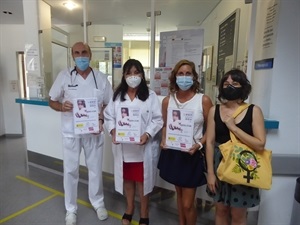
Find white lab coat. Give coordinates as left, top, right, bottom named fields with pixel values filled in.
left=49, top=67, right=113, bottom=137
left=104, top=90, right=163, bottom=195
left=49, top=67, right=113, bottom=212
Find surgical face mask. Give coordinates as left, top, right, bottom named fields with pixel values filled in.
left=75, top=57, right=90, bottom=71
left=222, top=84, right=243, bottom=100
left=176, top=76, right=193, bottom=91
left=126, top=76, right=142, bottom=88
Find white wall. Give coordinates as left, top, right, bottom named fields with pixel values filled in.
left=0, top=91, right=4, bottom=135
left=253, top=0, right=300, bottom=155
left=200, top=1, right=252, bottom=102
left=253, top=0, right=299, bottom=224
left=56, top=24, right=123, bottom=47
left=200, top=0, right=300, bottom=224
left=0, top=49, right=4, bottom=135
left=0, top=24, right=25, bottom=135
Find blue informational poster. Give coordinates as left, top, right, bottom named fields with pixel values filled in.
left=105, top=42, right=122, bottom=68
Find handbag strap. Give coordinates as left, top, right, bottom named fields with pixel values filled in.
left=232, top=103, right=250, bottom=118
left=230, top=103, right=250, bottom=142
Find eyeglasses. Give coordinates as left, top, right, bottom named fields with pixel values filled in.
left=223, top=81, right=241, bottom=88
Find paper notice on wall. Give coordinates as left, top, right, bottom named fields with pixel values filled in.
left=224, top=55, right=233, bottom=73
left=153, top=67, right=172, bottom=96
left=160, top=29, right=204, bottom=69
left=27, top=74, right=44, bottom=88
left=105, top=42, right=122, bottom=68
left=260, top=0, right=280, bottom=59
left=9, top=80, right=19, bottom=92
left=24, top=44, right=40, bottom=73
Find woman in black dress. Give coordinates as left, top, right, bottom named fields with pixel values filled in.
left=205, top=69, right=266, bottom=225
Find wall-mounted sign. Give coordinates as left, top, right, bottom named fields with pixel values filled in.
left=254, top=58, right=274, bottom=70
left=216, top=9, right=240, bottom=85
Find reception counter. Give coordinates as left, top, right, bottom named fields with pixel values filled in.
left=16, top=97, right=114, bottom=178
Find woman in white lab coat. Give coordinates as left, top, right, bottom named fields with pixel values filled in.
left=104, top=59, right=163, bottom=225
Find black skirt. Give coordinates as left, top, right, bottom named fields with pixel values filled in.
left=157, top=148, right=207, bottom=188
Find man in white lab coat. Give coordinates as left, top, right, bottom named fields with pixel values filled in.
left=49, top=42, right=113, bottom=225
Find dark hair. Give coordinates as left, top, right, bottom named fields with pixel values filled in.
left=113, top=59, right=149, bottom=101
left=172, top=110, right=181, bottom=120
left=218, top=69, right=252, bottom=103
left=169, top=59, right=201, bottom=94
left=121, top=107, right=129, bottom=116
left=77, top=99, right=86, bottom=107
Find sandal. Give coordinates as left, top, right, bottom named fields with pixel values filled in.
left=139, top=218, right=149, bottom=225
left=122, top=213, right=133, bottom=225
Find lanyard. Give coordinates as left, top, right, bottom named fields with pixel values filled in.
left=68, top=66, right=98, bottom=89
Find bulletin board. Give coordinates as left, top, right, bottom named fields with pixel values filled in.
left=216, top=9, right=240, bottom=85
left=159, top=29, right=204, bottom=69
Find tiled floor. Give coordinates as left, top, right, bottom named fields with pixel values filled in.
left=0, top=136, right=257, bottom=225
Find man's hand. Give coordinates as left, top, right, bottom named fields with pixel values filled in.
left=62, top=100, right=73, bottom=112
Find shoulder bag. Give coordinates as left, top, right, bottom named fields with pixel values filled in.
left=216, top=103, right=272, bottom=190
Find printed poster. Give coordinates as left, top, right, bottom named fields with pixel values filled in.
left=25, top=43, right=40, bottom=74
left=153, top=67, right=172, bottom=96
left=105, top=42, right=122, bottom=68
left=166, top=108, right=194, bottom=150
left=159, top=29, right=204, bottom=69
left=73, top=97, right=99, bottom=134
left=261, top=0, right=279, bottom=59
left=115, top=106, right=141, bottom=143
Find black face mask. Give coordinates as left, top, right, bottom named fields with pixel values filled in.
left=222, top=85, right=243, bottom=100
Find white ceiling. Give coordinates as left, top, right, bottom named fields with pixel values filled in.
left=0, top=0, right=221, bottom=35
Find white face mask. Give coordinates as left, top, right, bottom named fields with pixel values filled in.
left=126, top=76, right=142, bottom=88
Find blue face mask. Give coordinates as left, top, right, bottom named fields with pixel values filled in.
left=75, top=57, right=90, bottom=71
left=176, top=76, right=194, bottom=91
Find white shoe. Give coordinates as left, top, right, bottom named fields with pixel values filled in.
left=96, top=207, right=108, bottom=221
left=65, top=212, right=77, bottom=225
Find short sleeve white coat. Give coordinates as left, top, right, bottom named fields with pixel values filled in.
left=49, top=67, right=113, bottom=137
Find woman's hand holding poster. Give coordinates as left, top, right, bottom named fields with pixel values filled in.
left=166, top=108, right=194, bottom=151
left=115, top=106, right=141, bottom=143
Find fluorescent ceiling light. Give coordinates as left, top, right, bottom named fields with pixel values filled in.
left=63, top=1, right=77, bottom=10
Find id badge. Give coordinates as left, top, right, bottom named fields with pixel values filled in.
left=68, top=84, right=78, bottom=91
